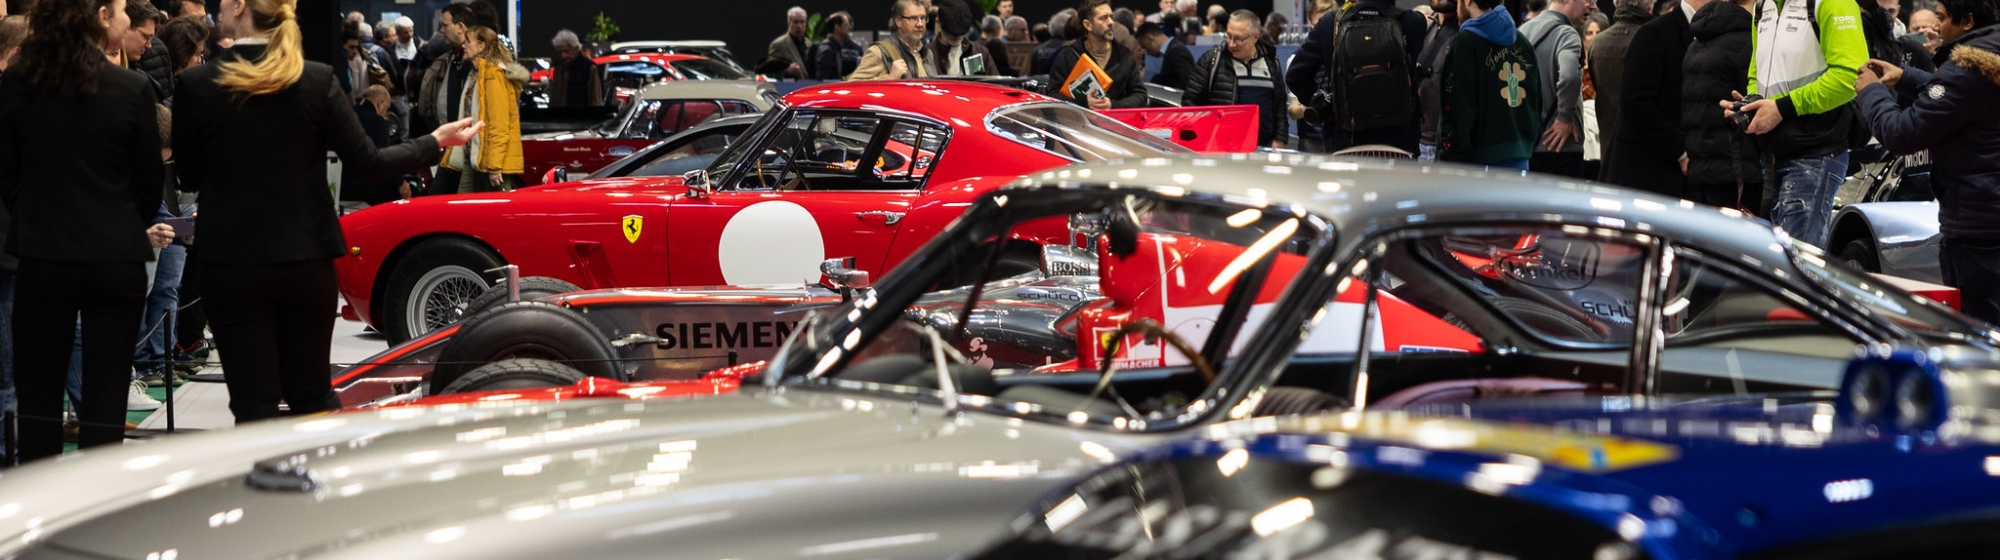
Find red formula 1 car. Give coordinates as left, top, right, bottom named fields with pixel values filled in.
left=334, top=221, right=1482, bottom=409
left=520, top=80, right=781, bottom=187
left=338, top=81, right=1251, bottom=343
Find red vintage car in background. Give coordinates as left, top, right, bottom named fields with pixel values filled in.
left=520, top=80, right=781, bottom=186
left=338, top=81, right=1255, bottom=343
left=526, top=52, right=754, bottom=90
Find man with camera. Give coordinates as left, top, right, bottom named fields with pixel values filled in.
left=1852, top=0, right=2000, bottom=322
left=1183, top=11, right=1288, bottom=148
left=1722, top=0, right=1869, bottom=248
left=1288, top=0, right=1431, bottom=153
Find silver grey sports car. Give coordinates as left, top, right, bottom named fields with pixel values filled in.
left=0, top=155, right=1986, bottom=560
left=1830, top=150, right=1940, bottom=282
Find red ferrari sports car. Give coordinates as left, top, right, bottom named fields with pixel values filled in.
left=338, top=80, right=1241, bottom=343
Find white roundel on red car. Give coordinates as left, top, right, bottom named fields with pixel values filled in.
left=718, top=201, right=826, bottom=285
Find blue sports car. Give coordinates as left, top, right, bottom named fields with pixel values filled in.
left=977, top=348, right=2000, bottom=559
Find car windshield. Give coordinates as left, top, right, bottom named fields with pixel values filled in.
left=672, top=58, right=749, bottom=80
left=777, top=188, right=1324, bottom=430
left=700, top=109, right=785, bottom=178
left=1790, top=240, right=1989, bottom=340
left=987, top=102, right=1191, bottom=161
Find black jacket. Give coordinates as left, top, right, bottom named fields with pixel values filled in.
left=1185, top=44, right=1287, bottom=146
left=982, top=38, right=1016, bottom=76
left=1417, top=19, right=1460, bottom=147
left=174, top=45, right=442, bottom=264
left=0, top=61, right=163, bottom=262
left=1287, top=0, right=1429, bottom=152
left=1047, top=40, right=1148, bottom=109
left=549, top=54, right=600, bottom=107
left=1283, top=0, right=1428, bottom=103
left=1151, top=40, right=1196, bottom=89
left=134, top=37, right=175, bottom=105
left=815, top=36, right=865, bottom=79
left=1860, top=1, right=1935, bottom=75
left=1681, top=1, right=1760, bottom=188
left=1605, top=9, right=1691, bottom=197
left=1588, top=7, right=1649, bottom=176
left=1858, top=25, right=2000, bottom=239
left=1030, top=38, right=1066, bottom=77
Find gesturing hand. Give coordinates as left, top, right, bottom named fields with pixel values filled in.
left=432, top=118, right=486, bottom=148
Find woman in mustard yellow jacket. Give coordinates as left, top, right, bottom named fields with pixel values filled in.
left=442, top=26, right=526, bottom=192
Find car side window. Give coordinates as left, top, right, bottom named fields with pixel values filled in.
left=1654, top=248, right=1859, bottom=393
left=604, top=61, right=666, bottom=91
left=641, top=100, right=730, bottom=139
left=734, top=112, right=948, bottom=192
left=877, top=122, right=947, bottom=184
left=1356, top=229, right=1645, bottom=348
left=630, top=129, right=736, bottom=178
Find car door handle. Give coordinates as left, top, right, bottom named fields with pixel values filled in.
left=856, top=211, right=904, bottom=225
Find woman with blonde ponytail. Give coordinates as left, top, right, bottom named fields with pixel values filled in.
left=171, top=0, right=481, bottom=423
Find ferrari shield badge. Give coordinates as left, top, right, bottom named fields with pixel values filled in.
left=621, top=215, right=643, bottom=243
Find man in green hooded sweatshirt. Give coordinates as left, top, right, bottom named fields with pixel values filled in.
left=1438, top=0, right=1543, bottom=169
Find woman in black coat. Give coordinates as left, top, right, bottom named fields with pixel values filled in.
left=0, top=0, right=177, bottom=461
left=1681, top=0, right=1763, bottom=211
left=173, top=0, right=477, bottom=423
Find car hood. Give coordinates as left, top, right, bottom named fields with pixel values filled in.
left=3, top=390, right=1136, bottom=560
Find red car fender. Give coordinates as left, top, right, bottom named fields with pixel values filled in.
left=878, top=176, right=1053, bottom=268
left=335, top=179, right=683, bottom=325
left=1100, top=105, right=1261, bottom=153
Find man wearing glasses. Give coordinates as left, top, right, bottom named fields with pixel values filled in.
left=850, top=0, right=937, bottom=80
left=1048, top=0, right=1148, bottom=109
left=767, top=6, right=813, bottom=79
left=1182, top=10, right=1287, bottom=147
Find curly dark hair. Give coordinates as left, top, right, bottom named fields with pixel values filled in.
left=16, top=0, right=120, bottom=96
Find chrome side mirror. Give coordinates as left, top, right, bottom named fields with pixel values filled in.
left=683, top=168, right=712, bottom=199
left=1068, top=211, right=1108, bottom=251
left=820, top=257, right=870, bottom=302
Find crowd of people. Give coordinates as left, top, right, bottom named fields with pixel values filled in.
left=0, top=0, right=479, bottom=464
left=795, top=0, right=1996, bottom=319
left=0, top=0, right=1994, bottom=464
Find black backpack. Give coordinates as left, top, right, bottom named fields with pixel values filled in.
left=1329, top=5, right=1414, bottom=132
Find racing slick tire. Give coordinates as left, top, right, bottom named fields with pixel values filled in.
left=1839, top=238, right=1882, bottom=273
left=429, top=300, right=625, bottom=394
left=383, top=237, right=505, bottom=344
left=462, top=276, right=585, bottom=319
left=438, top=358, right=590, bottom=394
